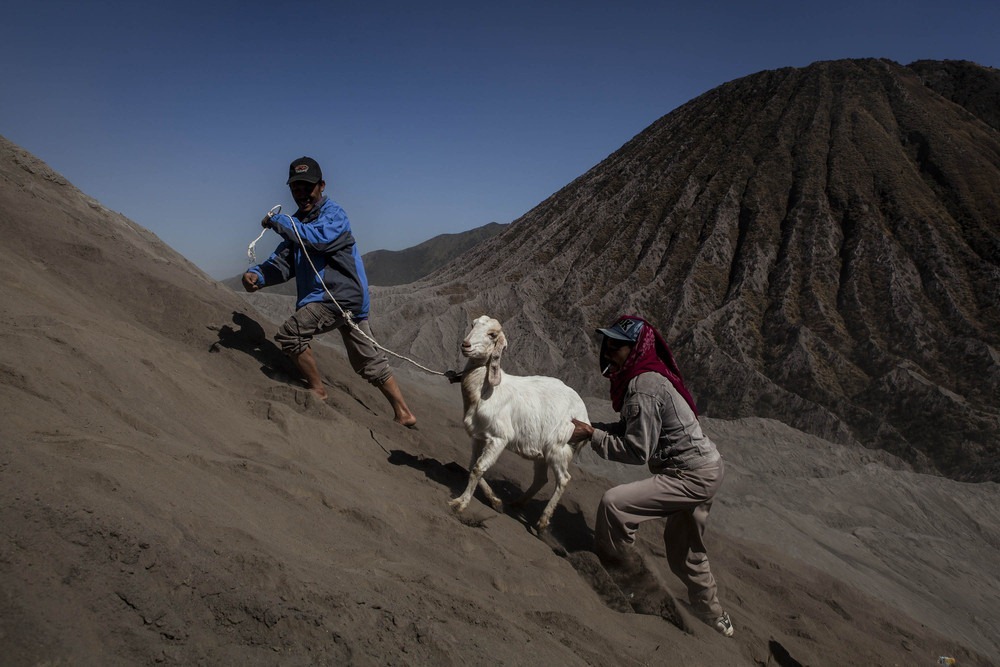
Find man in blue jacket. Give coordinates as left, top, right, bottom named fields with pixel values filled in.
left=242, top=157, right=416, bottom=427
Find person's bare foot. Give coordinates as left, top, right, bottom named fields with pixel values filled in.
left=394, top=412, right=417, bottom=428
left=293, top=348, right=328, bottom=401
left=308, top=384, right=328, bottom=400
left=379, top=376, right=416, bottom=428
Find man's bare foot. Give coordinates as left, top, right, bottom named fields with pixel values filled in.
left=394, top=412, right=417, bottom=428
left=379, top=376, right=416, bottom=428
left=292, top=348, right=327, bottom=401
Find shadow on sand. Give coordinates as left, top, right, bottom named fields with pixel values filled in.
left=385, top=448, right=692, bottom=631
left=386, top=449, right=593, bottom=545
left=210, top=311, right=301, bottom=387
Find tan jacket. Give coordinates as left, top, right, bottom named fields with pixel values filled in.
left=590, top=372, right=720, bottom=472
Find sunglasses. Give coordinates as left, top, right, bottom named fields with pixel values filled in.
left=604, top=337, right=631, bottom=350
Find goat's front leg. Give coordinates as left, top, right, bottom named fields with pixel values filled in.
left=449, top=437, right=484, bottom=513
left=450, top=436, right=506, bottom=513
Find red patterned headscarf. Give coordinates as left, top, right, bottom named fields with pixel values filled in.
left=602, top=315, right=698, bottom=415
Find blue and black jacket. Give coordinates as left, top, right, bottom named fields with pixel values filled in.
left=247, top=197, right=371, bottom=319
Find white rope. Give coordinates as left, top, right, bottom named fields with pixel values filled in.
left=251, top=205, right=449, bottom=377
left=247, top=228, right=267, bottom=264
left=247, top=205, right=282, bottom=264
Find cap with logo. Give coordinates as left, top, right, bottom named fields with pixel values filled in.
left=597, top=317, right=644, bottom=343
left=287, top=156, right=323, bottom=184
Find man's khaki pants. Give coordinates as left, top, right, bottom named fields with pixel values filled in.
left=594, top=460, right=725, bottom=619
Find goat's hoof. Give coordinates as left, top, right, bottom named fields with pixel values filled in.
left=535, top=527, right=567, bottom=556
left=448, top=498, right=467, bottom=513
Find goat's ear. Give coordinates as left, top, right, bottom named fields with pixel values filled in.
left=487, top=331, right=507, bottom=387
left=487, top=357, right=502, bottom=386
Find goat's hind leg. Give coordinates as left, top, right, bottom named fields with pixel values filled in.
left=511, top=460, right=548, bottom=508
left=536, top=445, right=574, bottom=532
left=450, top=436, right=506, bottom=514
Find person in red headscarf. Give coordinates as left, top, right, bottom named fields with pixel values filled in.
left=570, top=315, right=733, bottom=637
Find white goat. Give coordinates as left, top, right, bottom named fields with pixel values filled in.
left=449, top=315, right=589, bottom=532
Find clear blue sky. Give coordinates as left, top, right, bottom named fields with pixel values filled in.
left=3, top=1, right=997, bottom=279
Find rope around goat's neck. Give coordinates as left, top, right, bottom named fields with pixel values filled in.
left=248, top=205, right=449, bottom=377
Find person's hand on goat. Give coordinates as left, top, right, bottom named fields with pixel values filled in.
left=570, top=418, right=593, bottom=443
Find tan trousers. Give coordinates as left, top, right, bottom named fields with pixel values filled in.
left=594, top=460, right=725, bottom=619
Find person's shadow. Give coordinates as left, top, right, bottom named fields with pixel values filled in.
left=210, top=311, right=300, bottom=386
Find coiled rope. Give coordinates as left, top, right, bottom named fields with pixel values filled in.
left=248, top=205, right=450, bottom=378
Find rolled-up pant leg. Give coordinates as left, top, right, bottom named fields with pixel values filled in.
left=339, top=318, right=392, bottom=386
left=274, top=302, right=342, bottom=357
left=594, top=461, right=724, bottom=618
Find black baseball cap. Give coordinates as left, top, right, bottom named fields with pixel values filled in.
left=287, top=156, right=323, bottom=184
left=597, top=317, right=644, bottom=343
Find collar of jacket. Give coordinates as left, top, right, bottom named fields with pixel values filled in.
left=294, top=196, right=329, bottom=224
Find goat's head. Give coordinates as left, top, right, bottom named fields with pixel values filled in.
left=461, top=315, right=507, bottom=386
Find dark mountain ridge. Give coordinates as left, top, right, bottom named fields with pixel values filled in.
left=363, top=222, right=508, bottom=286
left=222, top=221, right=508, bottom=295
left=909, top=59, right=1000, bottom=132
left=374, top=58, right=1000, bottom=482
